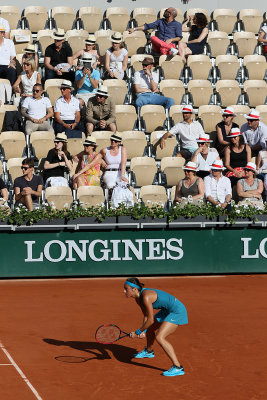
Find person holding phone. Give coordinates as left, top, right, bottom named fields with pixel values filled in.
left=75, top=53, right=100, bottom=107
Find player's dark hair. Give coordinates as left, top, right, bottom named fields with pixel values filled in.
left=126, top=277, right=144, bottom=291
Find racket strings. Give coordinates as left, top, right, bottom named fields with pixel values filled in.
left=96, top=325, right=121, bottom=343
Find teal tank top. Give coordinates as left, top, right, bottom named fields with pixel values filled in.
left=140, top=288, right=185, bottom=313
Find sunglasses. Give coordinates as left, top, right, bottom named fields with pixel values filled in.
left=21, top=166, right=30, bottom=170
left=96, top=94, right=106, bottom=98
left=60, top=87, right=69, bottom=91
left=23, top=62, right=30, bottom=66
left=223, top=115, right=232, bottom=118
left=33, top=89, right=40, bottom=93
left=212, top=169, right=221, bottom=172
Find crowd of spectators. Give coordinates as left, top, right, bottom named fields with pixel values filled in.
left=0, top=6, right=267, bottom=212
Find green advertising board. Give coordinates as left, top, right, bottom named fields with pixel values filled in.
left=0, top=228, right=267, bottom=277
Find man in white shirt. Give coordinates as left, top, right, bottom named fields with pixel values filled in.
left=160, top=105, right=205, bottom=159
left=204, top=160, right=232, bottom=209
left=0, top=24, right=16, bottom=85
left=241, top=109, right=267, bottom=157
left=0, top=14, right=10, bottom=38
left=134, top=57, right=174, bottom=109
left=54, top=80, right=83, bottom=138
left=21, top=83, right=54, bottom=135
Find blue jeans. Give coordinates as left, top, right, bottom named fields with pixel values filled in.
left=135, top=92, right=174, bottom=109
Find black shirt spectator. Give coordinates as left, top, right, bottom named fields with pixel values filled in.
left=14, top=175, right=43, bottom=203
left=43, top=148, right=72, bottom=182
left=45, top=42, right=72, bottom=68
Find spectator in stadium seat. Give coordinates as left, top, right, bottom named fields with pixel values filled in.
left=14, top=158, right=43, bottom=211
left=237, top=162, right=264, bottom=209
left=128, top=7, right=182, bottom=56
left=160, top=105, right=204, bottom=160
left=43, top=133, right=72, bottom=187
left=0, top=177, right=9, bottom=205
left=85, top=85, right=116, bottom=136
left=104, top=32, right=128, bottom=80
left=216, top=106, right=239, bottom=158
left=13, top=58, right=41, bottom=107
left=0, top=24, right=16, bottom=85
left=224, top=128, right=251, bottom=187
left=54, top=80, right=83, bottom=138
left=21, top=44, right=39, bottom=70
left=21, top=83, right=54, bottom=135
left=191, top=133, right=220, bottom=178
left=0, top=12, right=10, bottom=39
left=134, top=57, right=174, bottom=109
left=174, top=161, right=204, bottom=206
left=44, top=29, right=74, bottom=81
left=204, top=160, right=232, bottom=209
left=72, top=35, right=99, bottom=69
left=258, top=25, right=267, bottom=55
left=75, top=53, right=100, bottom=108
left=178, top=13, right=208, bottom=63
left=241, top=109, right=267, bottom=157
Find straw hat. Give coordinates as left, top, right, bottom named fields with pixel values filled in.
left=54, top=133, right=68, bottom=143
left=51, top=28, right=66, bottom=40
left=141, top=57, right=155, bottom=66
left=0, top=24, right=5, bottom=32
left=197, top=133, right=213, bottom=143
left=182, top=161, right=197, bottom=171
left=229, top=127, right=242, bottom=138
left=95, top=85, right=109, bottom=97
left=59, top=80, right=73, bottom=90
left=83, top=137, right=97, bottom=146
left=244, top=108, right=261, bottom=120
left=110, top=32, right=123, bottom=43
left=244, top=162, right=257, bottom=173
left=85, top=34, right=96, bottom=44
left=210, top=160, right=225, bottom=170
left=222, top=106, right=236, bottom=117
left=23, top=44, right=36, bottom=53
left=182, top=105, right=194, bottom=113
left=110, top=133, right=122, bottom=142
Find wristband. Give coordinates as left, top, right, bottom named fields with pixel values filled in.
left=135, top=329, right=142, bottom=335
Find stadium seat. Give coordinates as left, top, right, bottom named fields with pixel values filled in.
left=0, top=6, right=21, bottom=30
left=23, top=6, right=48, bottom=33
left=159, top=55, right=184, bottom=80
left=229, top=105, right=250, bottom=127
left=238, top=9, right=263, bottom=34
left=30, top=131, right=55, bottom=160
left=130, top=54, right=154, bottom=72
left=169, top=105, right=185, bottom=126
left=0, top=105, right=18, bottom=133
left=91, top=131, right=112, bottom=150
left=10, top=29, right=32, bottom=54
left=215, top=80, right=241, bottom=107
left=66, top=30, right=89, bottom=54
left=78, top=7, right=103, bottom=33
left=77, top=186, right=105, bottom=208
left=37, top=30, right=55, bottom=55
left=95, top=30, right=115, bottom=57
left=0, top=131, right=26, bottom=160
left=44, top=79, right=64, bottom=107
left=123, top=31, right=146, bottom=56
left=187, top=55, right=212, bottom=80
left=187, top=80, right=214, bottom=108
left=68, top=135, right=86, bottom=156
left=7, top=158, right=26, bottom=184
left=207, top=31, right=230, bottom=58
left=140, top=185, right=167, bottom=208
left=215, top=55, right=240, bottom=80
left=212, top=9, right=237, bottom=34
left=185, top=8, right=210, bottom=23
left=115, top=105, right=137, bottom=132
left=159, top=8, right=183, bottom=23
left=198, top=105, right=222, bottom=133
left=256, top=105, right=267, bottom=125
left=130, top=157, right=157, bottom=186
left=132, top=8, right=157, bottom=26
left=243, top=55, right=267, bottom=80
left=105, top=7, right=130, bottom=32
left=121, top=131, right=147, bottom=159
left=140, top=105, right=166, bottom=133
left=159, top=80, right=184, bottom=106
left=103, top=80, right=128, bottom=105
left=243, top=80, right=267, bottom=107
left=51, top=7, right=76, bottom=31
left=233, top=32, right=257, bottom=57
left=150, top=131, right=177, bottom=159
left=160, top=157, right=185, bottom=187
left=45, top=186, right=73, bottom=210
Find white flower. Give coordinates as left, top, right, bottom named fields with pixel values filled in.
left=52, top=205, right=56, bottom=210
left=236, top=209, right=240, bottom=214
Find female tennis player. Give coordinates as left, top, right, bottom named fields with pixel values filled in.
left=124, top=277, right=188, bottom=377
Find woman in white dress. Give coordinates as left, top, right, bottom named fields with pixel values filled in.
left=104, top=32, right=128, bottom=80
left=12, top=58, right=41, bottom=106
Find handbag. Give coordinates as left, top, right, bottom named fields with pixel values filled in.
left=111, top=181, right=134, bottom=208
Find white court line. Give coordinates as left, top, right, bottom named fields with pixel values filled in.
left=0, top=341, right=43, bottom=400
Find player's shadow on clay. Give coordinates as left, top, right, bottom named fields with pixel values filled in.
left=43, top=338, right=164, bottom=371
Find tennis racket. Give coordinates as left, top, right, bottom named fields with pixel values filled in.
left=95, top=324, right=130, bottom=344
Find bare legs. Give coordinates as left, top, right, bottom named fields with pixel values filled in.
left=86, top=122, right=116, bottom=136
left=19, top=195, right=34, bottom=211
left=178, top=42, right=192, bottom=63
left=146, top=320, right=180, bottom=367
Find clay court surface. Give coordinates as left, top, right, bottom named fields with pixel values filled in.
left=0, top=275, right=266, bottom=400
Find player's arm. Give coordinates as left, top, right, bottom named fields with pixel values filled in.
left=131, top=292, right=154, bottom=338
